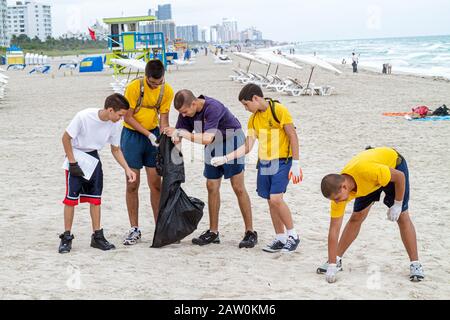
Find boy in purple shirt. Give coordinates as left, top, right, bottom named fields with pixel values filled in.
left=164, top=90, right=257, bottom=248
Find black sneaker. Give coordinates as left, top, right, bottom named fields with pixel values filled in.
left=59, top=231, right=74, bottom=254
left=262, top=239, right=286, bottom=253
left=281, top=235, right=300, bottom=253
left=90, top=229, right=116, bottom=251
left=239, top=230, right=258, bottom=248
left=192, top=230, right=220, bottom=246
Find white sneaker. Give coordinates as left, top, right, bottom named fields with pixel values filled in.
left=123, top=228, right=141, bottom=245
left=317, top=258, right=343, bottom=274
left=410, top=262, right=425, bottom=282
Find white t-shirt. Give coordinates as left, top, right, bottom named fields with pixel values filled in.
left=66, top=108, right=122, bottom=152
left=352, top=55, right=358, bottom=63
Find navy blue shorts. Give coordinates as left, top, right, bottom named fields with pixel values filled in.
left=354, top=157, right=410, bottom=213
left=63, top=151, right=103, bottom=207
left=257, top=158, right=292, bottom=199
left=203, top=131, right=245, bottom=180
left=121, top=127, right=160, bottom=169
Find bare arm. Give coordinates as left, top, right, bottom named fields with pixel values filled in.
left=111, top=145, right=136, bottom=182
left=284, top=124, right=299, bottom=160
left=328, top=216, right=344, bottom=264
left=159, top=112, right=169, bottom=131
left=389, top=167, right=405, bottom=202
left=225, top=136, right=256, bottom=161
left=178, top=130, right=215, bottom=145
left=62, top=131, right=76, bottom=163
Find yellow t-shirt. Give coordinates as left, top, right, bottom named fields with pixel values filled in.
left=123, top=78, right=174, bottom=131
left=247, top=101, right=294, bottom=161
left=330, top=147, right=399, bottom=218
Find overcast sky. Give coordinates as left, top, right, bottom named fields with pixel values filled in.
left=12, top=0, right=450, bottom=41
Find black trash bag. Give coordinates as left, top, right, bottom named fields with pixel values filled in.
left=152, top=134, right=204, bottom=248
left=432, top=104, right=449, bottom=116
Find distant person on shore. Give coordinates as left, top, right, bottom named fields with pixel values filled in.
left=211, top=84, right=304, bottom=253
left=352, top=52, right=358, bottom=73
left=58, top=94, right=136, bottom=254
left=387, top=63, right=392, bottom=74
left=317, top=147, right=425, bottom=283
left=342, top=58, right=347, bottom=65
left=204, top=47, right=208, bottom=56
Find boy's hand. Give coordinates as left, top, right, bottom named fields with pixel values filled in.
left=289, top=160, right=303, bottom=184
left=148, top=132, right=159, bottom=147
left=69, top=162, right=84, bottom=177
left=386, top=200, right=403, bottom=222
left=211, top=156, right=228, bottom=167
left=125, top=169, right=136, bottom=183
left=326, top=264, right=338, bottom=283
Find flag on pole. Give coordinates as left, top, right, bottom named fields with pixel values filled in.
left=88, top=28, right=96, bottom=41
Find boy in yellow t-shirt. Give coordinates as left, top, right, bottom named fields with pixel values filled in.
left=211, top=83, right=303, bottom=253
left=318, top=147, right=424, bottom=283
left=120, top=59, right=174, bottom=246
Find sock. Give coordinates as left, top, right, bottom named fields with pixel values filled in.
left=410, top=260, right=419, bottom=265
left=276, top=233, right=287, bottom=243
left=287, top=229, right=298, bottom=240
left=131, top=226, right=139, bottom=231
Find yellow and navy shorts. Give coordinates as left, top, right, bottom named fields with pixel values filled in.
left=62, top=150, right=103, bottom=207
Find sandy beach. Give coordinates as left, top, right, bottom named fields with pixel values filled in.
left=0, top=54, right=449, bottom=300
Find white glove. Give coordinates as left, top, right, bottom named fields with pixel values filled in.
left=289, top=160, right=303, bottom=184
left=326, top=263, right=338, bottom=283
left=386, top=200, right=403, bottom=222
left=148, top=132, right=159, bottom=147
left=211, top=155, right=228, bottom=167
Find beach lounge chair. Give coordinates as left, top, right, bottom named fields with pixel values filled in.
left=313, top=85, right=334, bottom=96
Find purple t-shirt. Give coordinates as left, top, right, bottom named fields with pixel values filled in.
left=176, top=95, right=242, bottom=138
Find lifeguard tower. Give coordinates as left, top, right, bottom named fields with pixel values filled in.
left=103, top=15, right=167, bottom=75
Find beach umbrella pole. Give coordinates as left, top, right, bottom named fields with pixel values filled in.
left=275, top=65, right=279, bottom=75
left=247, top=61, right=252, bottom=73
left=266, top=63, right=271, bottom=77
left=306, top=67, right=315, bottom=88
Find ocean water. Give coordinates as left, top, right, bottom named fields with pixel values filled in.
left=291, top=35, right=450, bottom=79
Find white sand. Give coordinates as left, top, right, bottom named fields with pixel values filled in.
left=0, top=54, right=449, bottom=299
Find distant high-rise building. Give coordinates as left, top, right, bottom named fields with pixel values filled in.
left=221, top=18, right=239, bottom=42
left=241, top=27, right=263, bottom=42
left=0, top=0, right=8, bottom=46
left=176, top=25, right=199, bottom=42
left=156, top=4, right=172, bottom=20
left=7, top=1, right=52, bottom=41
left=140, top=20, right=176, bottom=42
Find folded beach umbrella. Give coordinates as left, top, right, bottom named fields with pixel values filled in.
left=233, top=52, right=268, bottom=73
left=255, top=52, right=303, bottom=76
left=286, top=54, right=342, bottom=88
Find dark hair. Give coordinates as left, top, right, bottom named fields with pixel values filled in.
left=145, top=59, right=165, bottom=79
left=321, top=174, right=345, bottom=198
left=104, top=93, right=130, bottom=111
left=238, top=83, right=264, bottom=102
left=174, top=89, right=196, bottom=110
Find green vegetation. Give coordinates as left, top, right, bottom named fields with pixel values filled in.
left=8, top=35, right=108, bottom=56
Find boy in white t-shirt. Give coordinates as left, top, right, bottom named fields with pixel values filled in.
left=59, top=93, right=136, bottom=253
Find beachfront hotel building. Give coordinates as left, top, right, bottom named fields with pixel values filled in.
left=140, top=20, right=176, bottom=42
left=241, top=27, right=263, bottom=41
left=176, top=25, right=199, bottom=42
left=210, top=18, right=239, bottom=43
left=0, top=0, right=8, bottom=46
left=7, top=1, right=52, bottom=41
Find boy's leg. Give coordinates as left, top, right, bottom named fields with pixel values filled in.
left=90, top=204, right=101, bottom=232
left=230, top=171, right=253, bottom=232
left=268, top=194, right=294, bottom=230
left=267, top=199, right=285, bottom=234
left=206, top=178, right=222, bottom=233
left=125, top=169, right=140, bottom=227
left=146, top=167, right=161, bottom=223
left=397, top=211, right=419, bottom=261
left=64, top=205, right=75, bottom=232
left=337, top=205, right=371, bottom=257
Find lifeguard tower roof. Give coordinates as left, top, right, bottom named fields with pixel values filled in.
left=103, top=16, right=156, bottom=24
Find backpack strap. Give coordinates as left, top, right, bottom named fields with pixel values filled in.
left=266, top=98, right=281, bottom=124
left=133, top=79, right=165, bottom=115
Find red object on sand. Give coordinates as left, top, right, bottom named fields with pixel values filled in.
left=411, top=106, right=430, bottom=118
left=88, top=28, right=96, bottom=41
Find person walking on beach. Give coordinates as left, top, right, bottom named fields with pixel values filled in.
left=121, top=59, right=175, bottom=245
left=164, top=90, right=257, bottom=249
left=59, top=94, right=136, bottom=253
left=211, top=84, right=303, bottom=253
left=317, top=147, right=425, bottom=283
left=352, top=52, right=358, bottom=73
